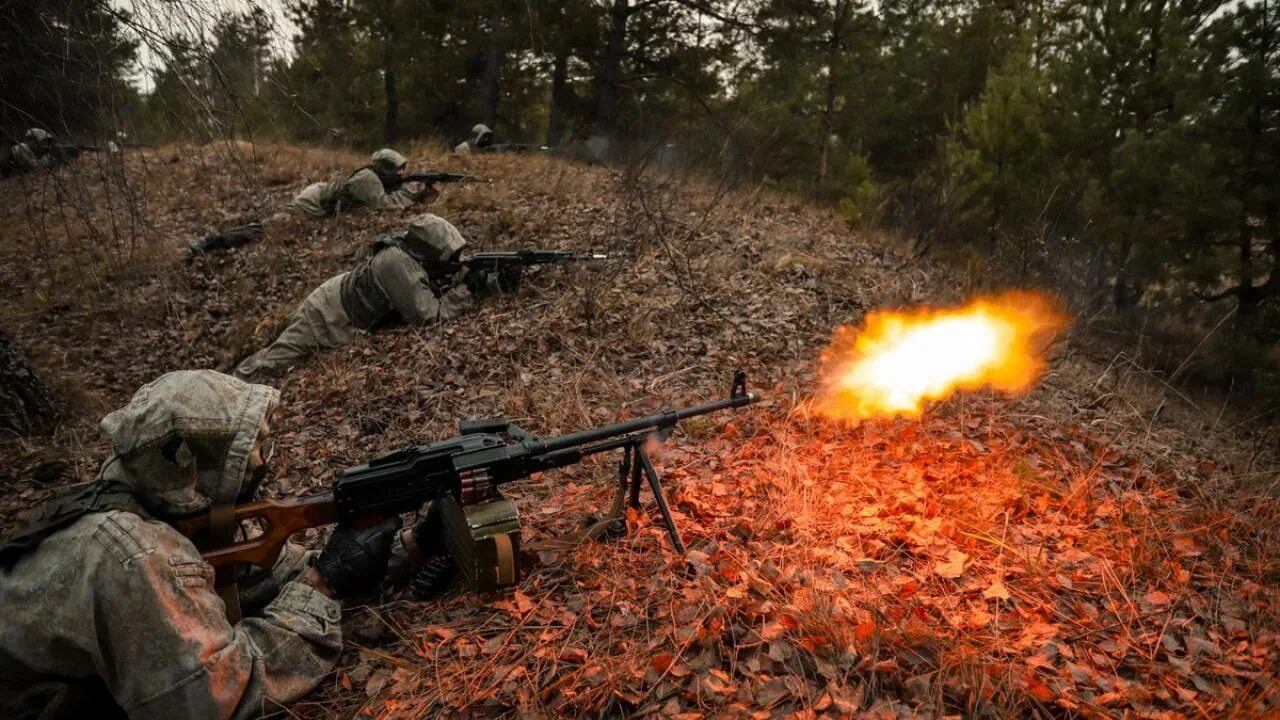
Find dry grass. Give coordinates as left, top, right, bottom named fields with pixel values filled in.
left=0, top=142, right=1277, bottom=718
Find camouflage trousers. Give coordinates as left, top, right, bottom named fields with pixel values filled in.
left=235, top=274, right=358, bottom=380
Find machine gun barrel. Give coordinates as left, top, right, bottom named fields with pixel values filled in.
left=534, top=372, right=756, bottom=455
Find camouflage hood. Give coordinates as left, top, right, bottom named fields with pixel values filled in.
left=471, top=124, right=493, bottom=146
left=97, top=370, right=279, bottom=517
left=373, top=213, right=467, bottom=265
left=370, top=148, right=408, bottom=176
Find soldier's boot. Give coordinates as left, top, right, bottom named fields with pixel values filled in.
left=187, top=221, right=264, bottom=256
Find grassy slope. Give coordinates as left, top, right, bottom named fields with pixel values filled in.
left=0, top=143, right=1276, bottom=718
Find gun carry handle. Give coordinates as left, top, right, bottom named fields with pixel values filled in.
left=460, top=419, right=530, bottom=440
left=460, top=419, right=509, bottom=435
left=171, top=494, right=340, bottom=570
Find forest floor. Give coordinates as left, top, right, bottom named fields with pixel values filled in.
left=1, top=142, right=1277, bottom=719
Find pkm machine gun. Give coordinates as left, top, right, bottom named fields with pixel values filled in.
left=173, top=372, right=759, bottom=587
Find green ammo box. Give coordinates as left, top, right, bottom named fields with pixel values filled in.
left=440, top=496, right=522, bottom=592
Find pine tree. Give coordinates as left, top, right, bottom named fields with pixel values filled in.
left=0, top=0, right=137, bottom=139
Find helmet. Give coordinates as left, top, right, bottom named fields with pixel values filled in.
left=403, top=214, right=467, bottom=262
left=374, top=213, right=468, bottom=265
left=370, top=148, right=408, bottom=175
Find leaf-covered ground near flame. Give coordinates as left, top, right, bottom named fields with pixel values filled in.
left=1, top=143, right=1277, bottom=718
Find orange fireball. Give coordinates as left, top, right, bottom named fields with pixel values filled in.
left=817, top=291, right=1068, bottom=420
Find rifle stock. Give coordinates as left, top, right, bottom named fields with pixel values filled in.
left=171, top=494, right=340, bottom=570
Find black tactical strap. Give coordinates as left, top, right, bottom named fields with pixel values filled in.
left=0, top=480, right=151, bottom=568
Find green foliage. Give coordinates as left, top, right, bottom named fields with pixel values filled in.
left=0, top=0, right=138, bottom=140
left=944, top=49, right=1051, bottom=253
left=834, top=150, right=884, bottom=226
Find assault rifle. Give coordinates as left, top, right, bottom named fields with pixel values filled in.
left=385, top=171, right=484, bottom=190
left=473, top=143, right=548, bottom=154
left=172, top=371, right=759, bottom=573
left=48, top=143, right=99, bottom=159
left=426, top=250, right=621, bottom=284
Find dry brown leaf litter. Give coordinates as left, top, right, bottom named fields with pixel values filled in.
left=0, top=143, right=1276, bottom=718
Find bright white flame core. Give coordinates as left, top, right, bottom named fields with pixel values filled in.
left=817, top=292, right=1067, bottom=420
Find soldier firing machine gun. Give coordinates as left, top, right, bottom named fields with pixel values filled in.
left=173, top=371, right=759, bottom=591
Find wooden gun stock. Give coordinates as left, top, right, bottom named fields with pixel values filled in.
left=170, top=493, right=340, bottom=570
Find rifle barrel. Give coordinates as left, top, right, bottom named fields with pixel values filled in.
left=534, top=390, right=757, bottom=455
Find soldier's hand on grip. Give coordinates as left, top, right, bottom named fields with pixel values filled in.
left=312, top=518, right=401, bottom=598
left=497, top=263, right=523, bottom=292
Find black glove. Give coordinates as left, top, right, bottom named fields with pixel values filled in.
left=463, top=266, right=493, bottom=296
left=313, top=518, right=401, bottom=598
left=496, top=263, right=523, bottom=293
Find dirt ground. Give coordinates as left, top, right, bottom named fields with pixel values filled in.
left=1, top=143, right=1277, bottom=718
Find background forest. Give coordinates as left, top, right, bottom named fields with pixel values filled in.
left=4, top=0, right=1279, bottom=406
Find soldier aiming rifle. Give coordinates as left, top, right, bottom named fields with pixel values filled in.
left=188, top=150, right=478, bottom=255
left=3, top=129, right=98, bottom=177
left=233, top=214, right=620, bottom=380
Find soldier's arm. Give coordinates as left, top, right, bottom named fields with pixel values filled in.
left=382, top=184, right=429, bottom=209
left=344, top=169, right=424, bottom=210
left=371, top=246, right=475, bottom=324
left=97, top=517, right=342, bottom=720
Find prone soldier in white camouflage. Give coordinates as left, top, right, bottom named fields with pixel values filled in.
left=0, top=370, right=412, bottom=719
left=5, top=129, right=93, bottom=175
left=9, top=129, right=57, bottom=170
left=189, top=148, right=437, bottom=255
left=290, top=148, right=432, bottom=217
left=453, top=123, right=494, bottom=154
left=233, top=213, right=517, bottom=380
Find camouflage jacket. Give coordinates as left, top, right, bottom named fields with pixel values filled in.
left=0, top=371, right=342, bottom=719
left=341, top=244, right=475, bottom=330
left=291, top=168, right=423, bottom=218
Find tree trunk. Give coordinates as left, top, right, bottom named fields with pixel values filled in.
left=483, top=1, right=503, bottom=129
left=1230, top=36, right=1267, bottom=389
left=816, top=2, right=850, bottom=188
left=1113, top=238, right=1142, bottom=308
left=594, top=0, right=629, bottom=142
left=547, top=30, right=570, bottom=147
left=383, top=55, right=399, bottom=145
left=816, top=53, right=837, bottom=187
left=0, top=331, right=57, bottom=435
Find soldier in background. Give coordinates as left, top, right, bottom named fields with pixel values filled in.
left=453, top=124, right=495, bottom=154
left=9, top=129, right=58, bottom=171
left=453, top=124, right=549, bottom=155
left=289, top=148, right=433, bottom=217
left=4, top=129, right=94, bottom=176
left=189, top=148, right=436, bottom=255
left=233, top=213, right=519, bottom=380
